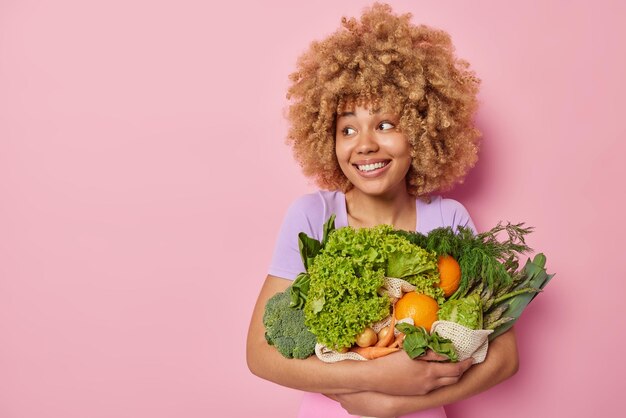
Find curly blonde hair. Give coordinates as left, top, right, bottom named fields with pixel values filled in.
left=286, top=2, right=481, bottom=197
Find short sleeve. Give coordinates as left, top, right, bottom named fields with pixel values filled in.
left=268, top=194, right=324, bottom=280
left=440, top=198, right=477, bottom=234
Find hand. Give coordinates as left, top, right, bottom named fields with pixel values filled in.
left=361, top=350, right=473, bottom=396
left=417, top=349, right=452, bottom=362
left=326, top=391, right=402, bottom=418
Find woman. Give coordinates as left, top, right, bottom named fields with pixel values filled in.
left=247, top=4, right=518, bottom=417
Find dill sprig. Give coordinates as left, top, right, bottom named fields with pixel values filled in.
left=391, top=222, right=533, bottom=300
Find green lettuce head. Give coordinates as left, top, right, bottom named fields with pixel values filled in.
left=438, top=294, right=483, bottom=329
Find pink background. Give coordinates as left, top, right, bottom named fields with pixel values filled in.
left=1, top=0, right=624, bottom=417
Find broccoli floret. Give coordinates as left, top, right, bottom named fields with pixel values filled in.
left=263, top=290, right=317, bottom=359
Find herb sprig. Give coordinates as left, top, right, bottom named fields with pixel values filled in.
left=391, top=222, right=533, bottom=300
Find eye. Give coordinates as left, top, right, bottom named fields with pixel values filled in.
left=341, top=126, right=356, bottom=136
left=378, top=121, right=395, bottom=131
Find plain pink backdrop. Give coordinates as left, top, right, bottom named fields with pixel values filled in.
left=1, top=0, right=624, bottom=417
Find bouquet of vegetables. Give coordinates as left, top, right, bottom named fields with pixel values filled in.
left=263, top=215, right=553, bottom=363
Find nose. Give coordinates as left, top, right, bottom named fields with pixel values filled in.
left=356, top=129, right=379, bottom=154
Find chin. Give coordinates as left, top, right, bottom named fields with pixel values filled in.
left=351, top=183, right=400, bottom=198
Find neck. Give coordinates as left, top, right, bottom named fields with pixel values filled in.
left=345, top=186, right=416, bottom=230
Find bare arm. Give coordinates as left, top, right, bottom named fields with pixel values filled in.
left=246, top=275, right=473, bottom=396
left=327, top=327, right=519, bottom=417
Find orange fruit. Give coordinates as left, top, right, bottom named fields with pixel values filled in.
left=437, top=255, right=461, bottom=297
left=394, top=292, right=439, bottom=331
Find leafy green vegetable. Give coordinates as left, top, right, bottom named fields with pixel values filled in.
left=391, top=222, right=533, bottom=300
left=298, top=233, right=322, bottom=272
left=294, top=213, right=553, bottom=352
left=292, top=214, right=337, bottom=309
left=386, top=243, right=438, bottom=279
left=438, top=294, right=483, bottom=330
left=428, top=332, right=458, bottom=361
left=289, top=272, right=310, bottom=309
left=396, top=323, right=458, bottom=362
left=391, top=223, right=555, bottom=342
left=263, top=290, right=317, bottom=359
left=397, top=323, right=430, bottom=358
left=488, top=253, right=554, bottom=339
left=302, top=223, right=442, bottom=350
left=304, top=253, right=390, bottom=350
left=321, top=214, right=336, bottom=248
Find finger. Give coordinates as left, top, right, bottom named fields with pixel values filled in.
left=419, top=349, right=449, bottom=362
left=459, top=358, right=474, bottom=373
left=454, top=358, right=474, bottom=376
left=429, top=363, right=474, bottom=390
left=431, top=359, right=473, bottom=378
left=432, top=375, right=462, bottom=390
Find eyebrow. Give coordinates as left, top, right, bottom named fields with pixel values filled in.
left=338, top=108, right=383, bottom=118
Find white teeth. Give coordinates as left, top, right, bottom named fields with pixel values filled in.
left=357, top=162, right=387, bottom=172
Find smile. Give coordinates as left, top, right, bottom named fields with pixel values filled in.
left=356, top=161, right=389, bottom=172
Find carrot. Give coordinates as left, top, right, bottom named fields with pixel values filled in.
left=375, top=314, right=396, bottom=347
left=351, top=346, right=399, bottom=360
left=389, top=333, right=405, bottom=349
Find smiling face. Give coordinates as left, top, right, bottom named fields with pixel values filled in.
left=335, top=105, right=413, bottom=199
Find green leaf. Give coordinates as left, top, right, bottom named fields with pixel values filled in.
left=321, top=214, right=336, bottom=248
left=532, top=253, right=547, bottom=269
left=438, top=294, right=483, bottom=330
left=396, top=323, right=458, bottom=361
left=386, top=248, right=438, bottom=279
left=398, top=324, right=430, bottom=359
left=489, top=254, right=554, bottom=339
left=298, top=232, right=322, bottom=271
left=311, top=296, right=325, bottom=314
left=290, top=273, right=310, bottom=309
left=395, top=322, right=418, bottom=334
left=429, top=332, right=458, bottom=362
